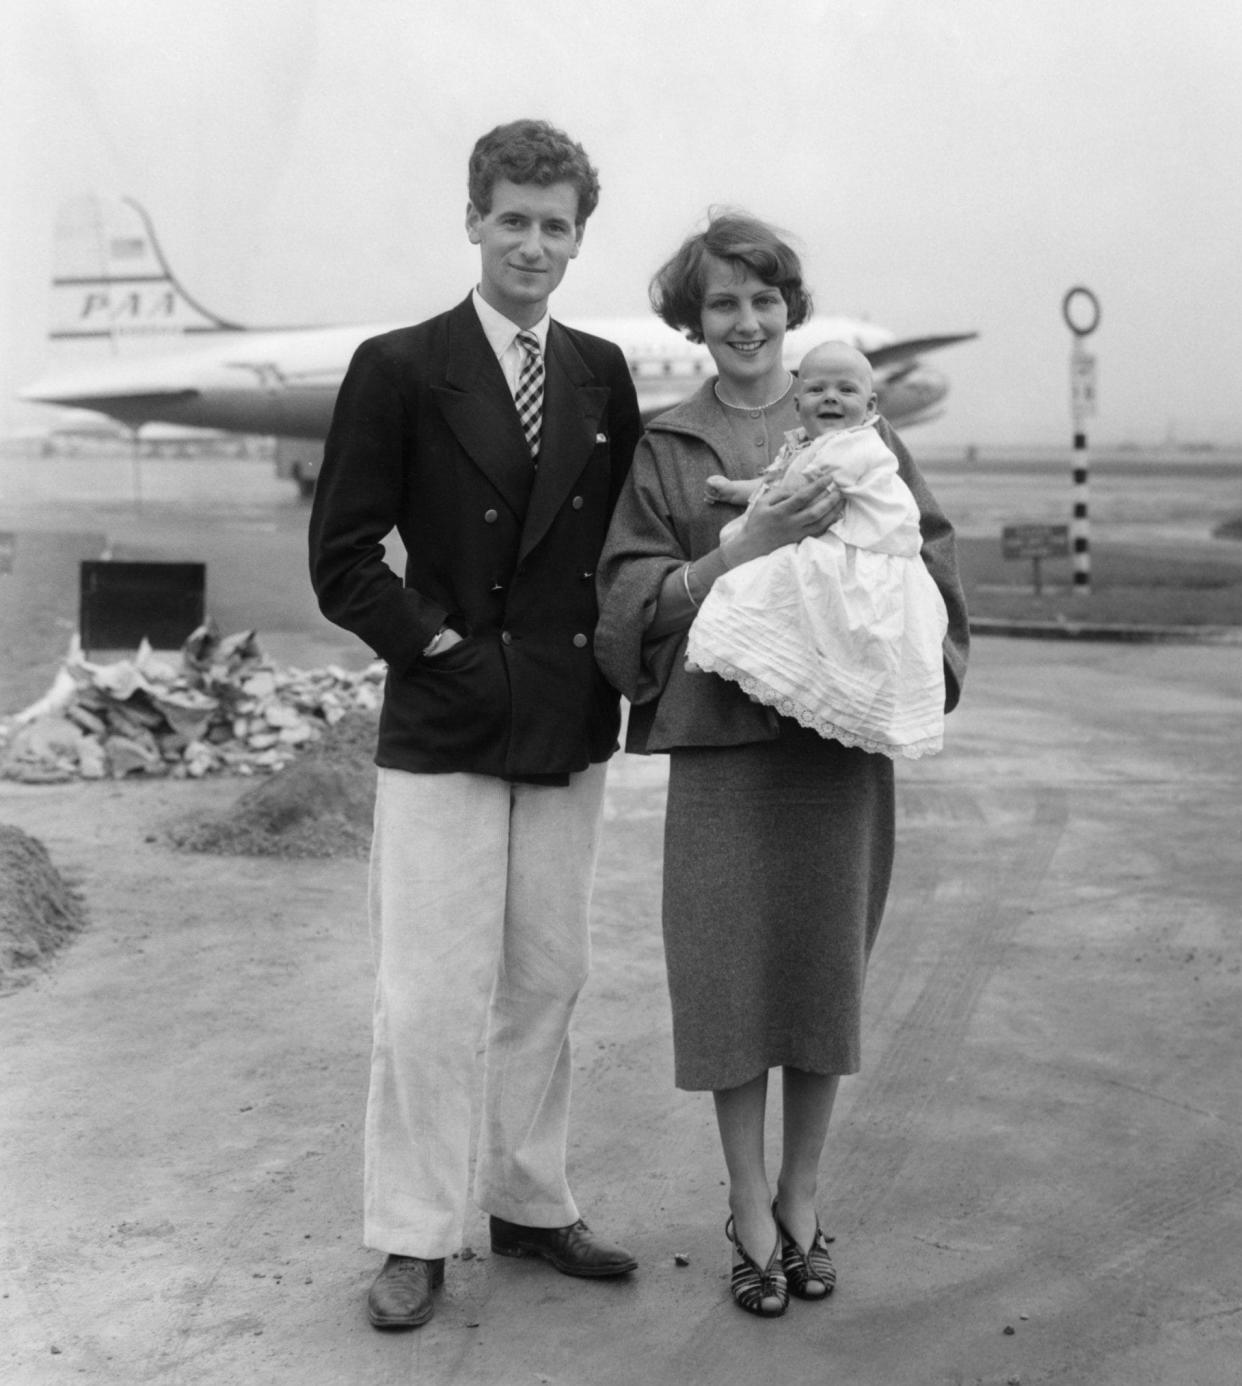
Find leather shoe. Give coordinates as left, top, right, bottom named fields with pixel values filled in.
left=489, top=1216, right=637, bottom=1278
left=366, top=1253, right=445, bottom=1329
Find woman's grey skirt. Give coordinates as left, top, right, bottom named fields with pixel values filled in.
left=662, top=721, right=895, bottom=1091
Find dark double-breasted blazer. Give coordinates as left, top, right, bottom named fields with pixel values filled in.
left=309, top=295, right=642, bottom=780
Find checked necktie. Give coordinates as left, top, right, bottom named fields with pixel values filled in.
left=514, top=329, right=544, bottom=460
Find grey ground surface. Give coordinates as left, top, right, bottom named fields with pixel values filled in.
left=2, top=455, right=1241, bottom=1384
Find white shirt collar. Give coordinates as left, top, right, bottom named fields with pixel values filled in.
left=472, top=289, right=550, bottom=358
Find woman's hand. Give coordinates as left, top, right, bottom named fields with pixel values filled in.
left=720, top=475, right=844, bottom=567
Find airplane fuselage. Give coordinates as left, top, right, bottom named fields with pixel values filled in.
left=19, top=196, right=974, bottom=450
left=22, top=315, right=955, bottom=437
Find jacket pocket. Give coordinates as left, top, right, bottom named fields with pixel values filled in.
left=381, top=636, right=510, bottom=764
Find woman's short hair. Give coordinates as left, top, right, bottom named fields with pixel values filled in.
left=650, top=211, right=813, bottom=342
left=467, top=120, right=600, bottom=226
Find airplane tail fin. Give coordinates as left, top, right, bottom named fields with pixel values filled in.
left=50, top=195, right=243, bottom=353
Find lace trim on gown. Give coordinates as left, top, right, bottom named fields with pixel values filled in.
left=685, top=651, right=944, bottom=761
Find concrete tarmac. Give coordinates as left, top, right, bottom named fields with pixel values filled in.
left=3, top=633, right=1241, bottom=1385
left=2, top=457, right=1240, bottom=1382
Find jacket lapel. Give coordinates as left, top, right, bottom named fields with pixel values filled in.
left=432, top=299, right=533, bottom=519
left=518, top=322, right=609, bottom=560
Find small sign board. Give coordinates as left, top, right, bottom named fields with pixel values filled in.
left=1002, top=524, right=1070, bottom=560
left=1071, top=350, right=1097, bottom=419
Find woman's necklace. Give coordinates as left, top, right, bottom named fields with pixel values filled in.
left=713, top=371, right=793, bottom=412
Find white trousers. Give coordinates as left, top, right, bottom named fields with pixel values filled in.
left=364, top=762, right=608, bottom=1259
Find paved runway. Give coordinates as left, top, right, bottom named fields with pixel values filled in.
left=2, top=632, right=1240, bottom=1385
left=2, top=452, right=1241, bottom=1382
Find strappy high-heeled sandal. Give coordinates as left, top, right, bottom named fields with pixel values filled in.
left=725, top=1215, right=789, bottom=1317
left=773, top=1203, right=836, bottom=1299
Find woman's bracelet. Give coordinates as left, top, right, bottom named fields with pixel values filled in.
left=681, top=562, right=701, bottom=609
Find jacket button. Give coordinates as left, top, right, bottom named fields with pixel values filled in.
left=484, top=508, right=499, bottom=523
left=571, top=495, right=584, bottom=510
left=501, top=631, right=512, bottom=645
left=572, top=633, right=587, bottom=648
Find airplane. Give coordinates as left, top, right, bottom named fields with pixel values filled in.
left=19, top=196, right=976, bottom=496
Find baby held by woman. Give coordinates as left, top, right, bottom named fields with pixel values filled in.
left=686, top=340, right=949, bottom=759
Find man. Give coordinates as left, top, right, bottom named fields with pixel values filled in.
left=309, top=119, right=643, bottom=1330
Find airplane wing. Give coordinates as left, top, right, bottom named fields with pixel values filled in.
left=27, top=388, right=201, bottom=430
left=866, top=333, right=979, bottom=373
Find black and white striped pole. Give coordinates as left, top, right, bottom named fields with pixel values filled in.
left=1063, top=286, right=1100, bottom=596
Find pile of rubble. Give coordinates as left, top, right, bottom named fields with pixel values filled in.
left=0, top=623, right=386, bottom=784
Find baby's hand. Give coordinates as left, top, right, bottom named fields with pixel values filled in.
left=799, top=457, right=835, bottom=485
left=705, top=474, right=756, bottom=507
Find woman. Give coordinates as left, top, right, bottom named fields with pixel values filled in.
left=595, top=213, right=969, bottom=1317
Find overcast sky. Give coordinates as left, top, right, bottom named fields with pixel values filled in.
left=2, top=0, right=1240, bottom=446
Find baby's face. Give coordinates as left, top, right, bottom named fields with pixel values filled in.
left=794, top=348, right=877, bottom=436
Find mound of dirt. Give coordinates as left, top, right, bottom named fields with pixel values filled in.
left=167, top=712, right=379, bottom=859
left=0, top=825, right=89, bottom=993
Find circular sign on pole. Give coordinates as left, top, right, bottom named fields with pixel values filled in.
left=1062, top=286, right=1100, bottom=597
left=1062, top=285, right=1101, bottom=338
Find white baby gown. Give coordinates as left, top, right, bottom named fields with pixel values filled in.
left=685, top=420, right=949, bottom=759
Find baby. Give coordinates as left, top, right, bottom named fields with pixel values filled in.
left=685, top=341, right=949, bottom=759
